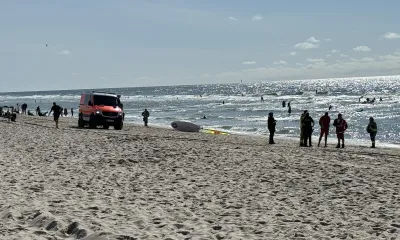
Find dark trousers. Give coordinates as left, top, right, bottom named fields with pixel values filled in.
left=269, top=130, right=275, bottom=143
left=143, top=118, right=148, bottom=126
left=304, top=130, right=312, bottom=146
left=370, top=132, right=376, bottom=141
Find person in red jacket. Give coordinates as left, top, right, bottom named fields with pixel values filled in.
left=333, top=113, right=348, bottom=148
left=318, top=112, right=331, bottom=147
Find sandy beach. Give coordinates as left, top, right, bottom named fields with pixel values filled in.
left=1, top=115, right=400, bottom=240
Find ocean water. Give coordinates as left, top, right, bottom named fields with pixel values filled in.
left=1, top=75, right=400, bottom=147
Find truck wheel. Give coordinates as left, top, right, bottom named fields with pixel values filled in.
left=114, top=121, right=123, bottom=130
left=78, top=115, right=85, bottom=128
left=89, top=115, right=97, bottom=129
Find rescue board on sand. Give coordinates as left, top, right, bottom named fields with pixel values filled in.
left=171, top=121, right=201, bottom=132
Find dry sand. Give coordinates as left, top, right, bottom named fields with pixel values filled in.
left=0, top=115, right=400, bottom=240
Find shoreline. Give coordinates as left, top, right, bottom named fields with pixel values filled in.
left=122, top=119, right=400, bottom=149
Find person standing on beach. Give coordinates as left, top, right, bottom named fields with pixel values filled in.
left=117, top=95, right=125, bottom=120
left=366, top=117, right=377, bottom=148
left=333, top=113, right=348, bottom=148
left=267, top=112, right=276, bottom=144
left=21, top=103, right=27, bottom=115
left=142, top=109, right=150, bottom=127
left=48, top=102, right=62, bottom=128
left=302, top=112, right=314, bottom=147
left=71, top=108, right=74, bottom=117
left=300, top=110, right=307, bottom=146
left=288, top=105, right=292, bottom=114
left=318, top=112, right=331, bottom=147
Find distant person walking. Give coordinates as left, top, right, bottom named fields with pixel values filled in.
left=48, top=102, right=62, bottom=128
left=302, top=112, right=314, bottom=147
left=142, top=109, right=150, bottom=127
left=267, top=112, right=276, bottom=144
left=333, top=113, right=348, bottom=148
left=318, top=112, right=331, bottom=147
left=71, top=108, right=74, bottom=117
left=288, top=105, right=292, bottom=114
left=36, top=106, right=40, bottom=115
left=63, top=108, right=68, bottom=117
left=366, top=117, right=377, bottom=148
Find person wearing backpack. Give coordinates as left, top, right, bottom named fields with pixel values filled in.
left=142, top=109, right=150, bottom=127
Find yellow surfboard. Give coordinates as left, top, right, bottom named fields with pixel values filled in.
left=202, top=129, right=229, bottom=135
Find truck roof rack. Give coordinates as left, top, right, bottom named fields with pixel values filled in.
left=86, top=91, right=117, bottom=95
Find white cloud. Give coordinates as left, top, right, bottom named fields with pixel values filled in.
left=307, top=58, right=324, bottom=63
left=351, top=57, right=375, bottom=62
left=332, top=49, right=340, bottom=53
left=202, top=74, right=210, bottom=78
left=229, top=16, right=238, bottom=21
left=382, top=32, right=400, bottom=39
left=294, top=42, right=319, bottom=50
left=273, top=60, right=287, bottom=65
left=326, top=54, right=331, bottom=58
left=289, top=52, right=297, bottom=56
left=294, top=37, right=320, bottom=50
left=58, top=50, right=71, bottom=55
left=307, top=36, right=320, bottom=43
left=378, top=54, right=400, bottom=61
left=360, top=57, right=375, bottom=62
left=340, top=54, right=349, bottom=58
left=243, top=61, right=256, bottom=65
left=353, top=45, right=371, bottom=52
left=295, top=63, right=304, bottom=66
left=324, top=38, right=332, bottom=42
left=252, top=15, right=263, bottom=21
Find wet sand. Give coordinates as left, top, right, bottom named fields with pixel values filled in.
left=1, top=115, right=400, bottom=239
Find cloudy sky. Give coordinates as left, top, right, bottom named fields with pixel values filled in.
left=1, top=0, right=400, bottom=92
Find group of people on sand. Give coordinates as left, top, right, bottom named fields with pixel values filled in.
left=13, top=102, right=74, bottom=118
left=268, top=111, right=378, bottom=148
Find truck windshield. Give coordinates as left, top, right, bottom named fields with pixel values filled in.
left=93, top=95, right=118, bottom=106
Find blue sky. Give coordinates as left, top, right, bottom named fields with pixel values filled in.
left=1, top=0, right=400, bottom=92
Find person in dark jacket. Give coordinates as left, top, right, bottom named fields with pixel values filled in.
left=333, top=113, right=348, bottom=148
left=300, top=110, right=307, bottom=146
left=366, top=117, right=377, bottom=148
left=142, top=109, right=150, bottom=127
left=267, top=112, right=276, bottom=144
left=48, top=102, right=62, bottom=128
left=302, top=112, right=314, bottom=147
